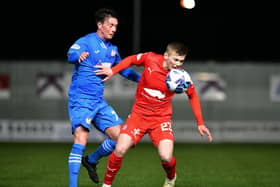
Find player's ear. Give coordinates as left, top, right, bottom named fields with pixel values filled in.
left=163, top=52, right=169, bottom=59
left=97, top=22, right=102, bottom=29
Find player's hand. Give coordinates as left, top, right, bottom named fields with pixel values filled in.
left=198, top=125, right=213, bottom=142
left=182, top=81, right=190, bottom=89
left=174, top=81, right=191, bottom=93
left=78, top=52, right=89, bottom=63
left=94, top=65, right=113, bottom=81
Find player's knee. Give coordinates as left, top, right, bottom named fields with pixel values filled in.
left=106, top=126, right=121, bottom=141
left=73, top=127, right=89, bottom=145
left=160, top=154, right=173, bottom=162
left=115, top=145, right=128, bottom=157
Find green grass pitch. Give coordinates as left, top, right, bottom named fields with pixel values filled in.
left=0, top=142, right=279, bottom=187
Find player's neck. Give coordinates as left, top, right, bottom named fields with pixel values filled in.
left=96, top=30, right=106, bottom=41
left=162, top=61, right=169, bottom=70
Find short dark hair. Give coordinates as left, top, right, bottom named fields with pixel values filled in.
left=95, top=8, right=119, bottom=24
left=166, top=41, right=188, bottom=56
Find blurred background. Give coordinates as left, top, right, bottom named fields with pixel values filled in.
left=0, top=0, right=280, bottom=143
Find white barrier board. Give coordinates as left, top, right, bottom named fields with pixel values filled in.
left=0, top=120, right=279, bottom=143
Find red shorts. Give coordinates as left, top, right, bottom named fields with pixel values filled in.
left=120, top=112, right=174, bottom=147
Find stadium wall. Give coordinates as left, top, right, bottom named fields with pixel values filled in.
left=0, top=61, right=280, bottom=142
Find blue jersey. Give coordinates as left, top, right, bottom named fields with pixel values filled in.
left=67, top=32, right=140, bottom=99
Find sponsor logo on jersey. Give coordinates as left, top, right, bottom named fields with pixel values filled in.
left=101, top=62, right=111, bottom=67
left=144, top=88, right=166, bottom=99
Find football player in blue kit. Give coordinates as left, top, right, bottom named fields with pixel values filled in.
left=67, top=8, right=140, bottom=187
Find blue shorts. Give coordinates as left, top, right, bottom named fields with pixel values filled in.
left=68, top=98, right=123, bottom=134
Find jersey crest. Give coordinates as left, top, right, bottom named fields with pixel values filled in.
left=111, top=49, right=116, bottom=57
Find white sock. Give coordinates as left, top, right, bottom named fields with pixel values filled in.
left=102, top=184, right=112, bottom=187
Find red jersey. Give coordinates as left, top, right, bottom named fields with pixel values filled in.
left=112, top=52, right=205, bottom=125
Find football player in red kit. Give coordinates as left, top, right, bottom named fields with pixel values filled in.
left=95, top=41, right=213, bottom=187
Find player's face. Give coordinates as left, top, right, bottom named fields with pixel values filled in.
left=164, top=51, right=186, bottom=70
left=97, top=17, right=118, bottom=40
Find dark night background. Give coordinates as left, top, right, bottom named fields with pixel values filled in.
left=1, top=1, right=279, bottom=62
